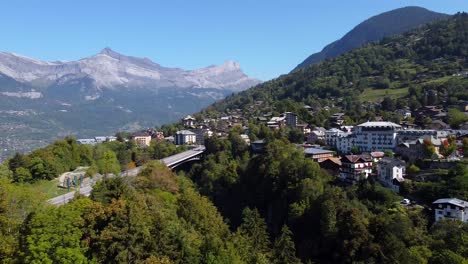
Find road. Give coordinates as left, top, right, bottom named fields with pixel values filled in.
left=161, top=146, right=205, bottom=167
left=47, top=186, right=93, bottom=206
left=48, top=146, right=204, bottom=206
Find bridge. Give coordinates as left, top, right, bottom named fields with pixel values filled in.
left=48, top=146, right=205, bottom=206
left=161, top=145, right=205, bottom=169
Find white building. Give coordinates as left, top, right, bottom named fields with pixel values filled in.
left=95, top=136, right=107, bottom=143
left=396, top=130, right=438, bottom=145
left=395, top=109, right=412, bottom=119
left=240, top=134, right=251, bottom=145
left=325, top=128, right=346, bottom=147
left=175, top=130, right=196, bottom=145
left=377, top=157, right=406, bottom=192
left=307, top=130, right=325, bottom=144
left=267, top=116, right=285, bottom=129
left=106, top=136, right=117, bottom=142
left=354, top=121, right=401, bottom=152
left=433, top=198, right=468, bottom=223
left=336, top=133, right=355, bottom=154
left=77, top=139, right=97, bottom=145
left=132, top=132, right=152, bottom=147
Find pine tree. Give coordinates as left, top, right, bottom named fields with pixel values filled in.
left=236, top=208, right=272, bottom=263
left=273, top=225, right=301, bottom=264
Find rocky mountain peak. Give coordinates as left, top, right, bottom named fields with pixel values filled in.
left=0, top=49, right=260, bottom=91
left=98, top=47, right=122, bottom=58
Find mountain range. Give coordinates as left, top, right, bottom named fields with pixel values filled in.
left=0, top=48, right=260, bottom=159
left=293, top=6, right=449, bottom=71
left=0, top=47, right=259, bottom=96
left=0, top=6, right=458, bottom=160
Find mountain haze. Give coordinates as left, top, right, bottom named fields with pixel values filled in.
left=0, top=48, right=259, bottom=94
left=0, top=49, right=260, bottom=159
left=293, top=6, right=449, bottom=71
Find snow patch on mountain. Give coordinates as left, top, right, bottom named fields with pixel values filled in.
left=1, top=91, right=43, bottom=99
left=0, top=48, right=261, bottom=92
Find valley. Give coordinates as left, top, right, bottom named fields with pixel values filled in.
left=0, top=49, right=260, bottom=160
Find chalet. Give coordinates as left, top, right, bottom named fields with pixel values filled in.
left=370, top=152, right=385, bottom=162
left=330, top=113, right=345, bottom=127
left=433, top=198, right=468, bottom=223
left=339, top=154, right=373, bottom=183
left=400, top=121, right=417, bottom=129
left=182, top=115, right=196, bottom=127
left=395, top=108, right=412, bottom=119
left=415, top=106, right=444, bottom=120
left=267, top=115, right=285, bottom=129
left=319, top=157, right=342, bottom=175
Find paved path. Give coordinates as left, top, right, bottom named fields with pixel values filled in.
left=48, top=146, right=204, bottom=206
left=48, top=186, right=93, bottom=206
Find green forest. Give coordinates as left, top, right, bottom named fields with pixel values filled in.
left=1, top=127, right=467, bottom=263
left=1, top=136, right=185, bottom=185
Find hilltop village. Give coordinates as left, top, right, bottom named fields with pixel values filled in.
left=74, top=98, right=468, bottom=223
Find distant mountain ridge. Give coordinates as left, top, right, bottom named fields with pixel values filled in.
left=293, top=6, right=449, bottom=71
left=0, top=48, right=260, bottom=95
left=0, top=48, right=260, bottom=160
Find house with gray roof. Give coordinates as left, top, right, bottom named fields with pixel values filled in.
left=433, top=198, right=468, bottom=222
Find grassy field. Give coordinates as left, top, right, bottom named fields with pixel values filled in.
left=30, top=179, right=70, bottom=199
left=360, top=87, right=409, bottom=102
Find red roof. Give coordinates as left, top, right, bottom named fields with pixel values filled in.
left=370, top=152, right=385, bottom=158
left=342, top=154, right=372, bottom=163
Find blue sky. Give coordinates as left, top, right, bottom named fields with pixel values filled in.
left=0, top=0, right=467, bottom=80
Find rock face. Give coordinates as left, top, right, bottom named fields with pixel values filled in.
left=0, top=48, right=261, bottom=159
left=0, top=47, right=259, bottom=94
left=293, top=6, right=448, bottom=71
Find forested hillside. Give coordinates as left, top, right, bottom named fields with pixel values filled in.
left=294, top=6, right=448, bottom=70
left=1, top=128, right=467, bottom=263
left=203, top=13, right=468, bottom=126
